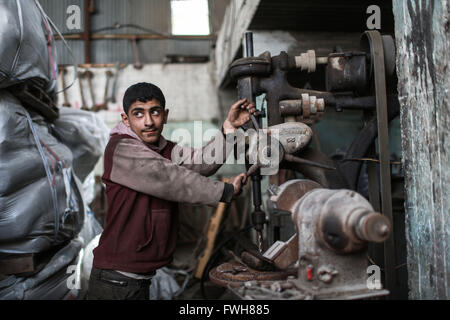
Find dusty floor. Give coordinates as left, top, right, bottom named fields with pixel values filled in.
left=168, top=242, right=237, bottom=300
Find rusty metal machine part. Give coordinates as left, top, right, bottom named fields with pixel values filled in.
left=229, top=34, right=397, bottom=127
left=240, top=251, right=276, bottom=271
left=280, top=146, right=348, bottom=189
left=263, top=234, right=298, bottom=270
left=232, top=279, right=313, bottom=300
left=355, top=211, right=391, bottom=243
left=289, top=188, right=391, bottom=299
left=210, top=181, right=391, bottom=299
left=230, top=49, right=332, bottom=127
left=325, top=52, right=367, bottom=95
left=229, top=53, right=272, bottom=80
left=220, top=185, right=390, bottom=299
left=208, top=182, right=318, bottom=289
left=292, top=188, right=391, bottom=253
left=245, top=122, right=335, bottom=177
left=268, top=179, right=322, bottom=212
left=212, top=180, right=320, bottom=288
left=279, top=95, right=325, bottom=124
left=246, top=154, right=336, bottom=177
left=294, top=50, right=328, bottom=73
left=233, top=233, right=277, bottom=272
left=209, top=260, right=297, bottom=289
left=264, top=179, right=321, bottom=270
left=219, top=30, right=398, bottom=300
left=294, top=50, right=317, bottom=73
left=325, top=34, right=396, bottom=96
left=360, top=33, right=397, bottom=83
left=263, top=122, right=313, bottom=155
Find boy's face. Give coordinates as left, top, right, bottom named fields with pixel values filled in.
left=121, top=98, right=169, bottom=145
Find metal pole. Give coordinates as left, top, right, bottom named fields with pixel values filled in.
left=83, top=0, right=91, bottom=63
left=245, top=32, right=254, bottom=57
left=244, top=31, right=265, bottom=252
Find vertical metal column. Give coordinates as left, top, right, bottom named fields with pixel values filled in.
left=244, top=31, right=265, bottom=252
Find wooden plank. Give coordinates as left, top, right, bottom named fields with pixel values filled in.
left=194, top=178, right=231, bottom=279
left=0, top=254, right=35, bottom=275
left=393, top=0, right=449, bottom=299
left=194, top=202, right=228, bottom=279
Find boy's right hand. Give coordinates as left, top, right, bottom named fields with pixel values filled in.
left=229, top=173, right=247, bottom=198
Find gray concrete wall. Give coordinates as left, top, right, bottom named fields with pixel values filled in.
left=57, top=62, right=223, bottom=177
left=59, top=63, right=221, bottom=125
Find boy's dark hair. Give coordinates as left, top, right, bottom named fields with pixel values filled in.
left=123, top=82, right=166, bottom=114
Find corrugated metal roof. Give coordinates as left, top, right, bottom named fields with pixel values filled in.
left=39, top=0, right=213, bottom=64
left=38, top=0, right=84, bottom=33
left=90, top=0, right=170, bottom=35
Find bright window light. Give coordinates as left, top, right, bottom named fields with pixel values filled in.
left=171, top=0, right=210, bottom=35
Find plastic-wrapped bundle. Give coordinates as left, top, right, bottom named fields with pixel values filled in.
left=75, top=208, right=103, bottom=299
left=0, top=91, right=84, bottom=254
left=51, top=108, right=109, bottom=183
left=0, top=202, right=102, bottom=300
left=0, top=0, right=58, bottom=93
left=150, top=268, right=189, bottom=300
left=79, top=233, right=101, bottom=297
left=0, top=239, right=83, bottom=299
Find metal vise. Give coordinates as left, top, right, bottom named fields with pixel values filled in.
left=210, top=179, right=391, bottom=300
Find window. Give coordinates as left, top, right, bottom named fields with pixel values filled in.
left=171, top=0, right=210, bottom=35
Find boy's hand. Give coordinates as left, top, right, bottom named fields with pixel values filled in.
left=222, top=98, right=257, bottom=134
left=228, top=173, right=247, bottom=198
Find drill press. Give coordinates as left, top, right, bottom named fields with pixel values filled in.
left=237, top=32, right=332, bottom=252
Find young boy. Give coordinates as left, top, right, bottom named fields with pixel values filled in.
left=88, top=82, right=256, bottom=300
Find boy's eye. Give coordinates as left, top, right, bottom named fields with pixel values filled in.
left=151, top=109, right=161, bottom=116
left=134, top=111, right=143, bottom=117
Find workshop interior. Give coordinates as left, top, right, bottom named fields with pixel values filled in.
left=0, top=0, right=448, bottom=300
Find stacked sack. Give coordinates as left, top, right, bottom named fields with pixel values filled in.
left=0, top=0, right=58, bottom=92
left=0, top=93, right=84, bottom=254
left=0, top=0, right=108, bottom=299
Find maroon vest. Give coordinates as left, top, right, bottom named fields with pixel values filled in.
left=93, top=134, right=178, bottom=273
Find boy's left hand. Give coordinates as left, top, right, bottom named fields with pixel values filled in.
left=222, top=98, right=257, bottom=134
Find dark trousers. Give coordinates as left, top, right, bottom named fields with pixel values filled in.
left=87, top=267, right=152, bottom=300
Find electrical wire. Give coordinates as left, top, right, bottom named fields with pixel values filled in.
left=92, top=23, right=168, bottom=37
left=91, top=22, right=212, bottom=40
left=34, top=0, right=78, bottom=94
